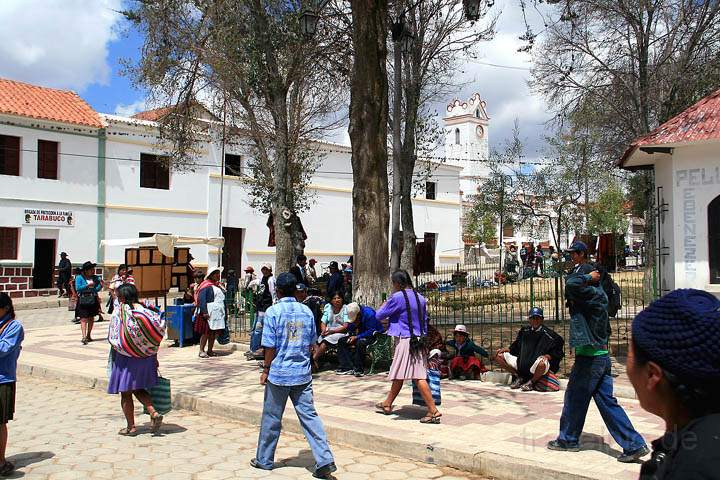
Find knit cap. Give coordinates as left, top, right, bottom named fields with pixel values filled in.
left=632, top=289, right=720, bottom=383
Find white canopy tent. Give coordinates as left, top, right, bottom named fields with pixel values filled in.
left=100, top=234, right=225, bottom=258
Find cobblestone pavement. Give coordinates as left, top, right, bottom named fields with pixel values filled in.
left=10, top=376, right=488, bottom=480
left=17, top=317, right=664, bottom=480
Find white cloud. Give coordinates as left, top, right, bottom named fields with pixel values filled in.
left=0, top=0, right=123, bottom=91
left=429, top=0, right=552, bottom=159
left=114, top=98, right=148, bottom=117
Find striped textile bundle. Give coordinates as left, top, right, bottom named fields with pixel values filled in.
left=108, top=303, right=166, bottom=358
left=534, top=372, right=561, bottom=392
left=412, top=368, right=442, bottom=406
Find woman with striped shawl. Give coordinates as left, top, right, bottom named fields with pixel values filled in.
left=107, top=284, right=166, bottom=436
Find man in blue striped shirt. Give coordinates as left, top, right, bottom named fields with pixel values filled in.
left=251, top=272, right=336, bottom=478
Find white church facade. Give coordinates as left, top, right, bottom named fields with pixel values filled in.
left=0, top=77, right=464, bottom=297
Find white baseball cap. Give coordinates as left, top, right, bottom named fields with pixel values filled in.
left=453, top=324, right=468, bottom=334
left=261, top=263, right=273, bottom=271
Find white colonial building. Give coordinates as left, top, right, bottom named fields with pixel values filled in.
left=620, top=88, right=720, bottom=296
left=0, top=77, right=464, bottom=297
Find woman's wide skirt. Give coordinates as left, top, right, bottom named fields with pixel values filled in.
left=388, top=337, right=428, bottom=381
left=108, top=352, right=158, bottom=394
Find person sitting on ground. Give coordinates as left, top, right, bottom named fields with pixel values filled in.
left=628, top=289, right=720, bottom=479
left=336, top=302, right=385, bottom=377
left=495, top=307, right=565, bottom=392
left=445, top=325, right=489, bottom=380
left=312, top=293, right=350, bottom=370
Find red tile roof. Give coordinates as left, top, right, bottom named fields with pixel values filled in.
left=131, top=106, right=174, bottom=121
left=0, top=77, right=103, bottom=129
left=619, top=88, right=720, bottom=165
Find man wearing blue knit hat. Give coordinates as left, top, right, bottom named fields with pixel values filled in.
left=627, top=289, right=720, bottom=479
left=547, top=241, right=649, bottom=462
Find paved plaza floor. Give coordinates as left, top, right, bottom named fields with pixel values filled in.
left=16, top=315, right=664, bottom=480
left=11, top=376, right=487, bottom=480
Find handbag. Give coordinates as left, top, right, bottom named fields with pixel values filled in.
left=412, top=368, right=442, bottom=406
left=78, top=291, right=96, bottom=307
left=401, top=289, right=427, bottom=355
left=144, top=376, right=172, bottom=415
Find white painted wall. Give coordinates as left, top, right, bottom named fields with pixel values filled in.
left=0, top=110, right=462, bottom=275
left=663, top=144, right=720, bottom=293
left=0, top=115, right=101, bottom=267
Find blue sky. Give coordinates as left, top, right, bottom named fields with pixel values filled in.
left=0, top=0, right=552, bottom=157
left=82, top=22, right=145, bottom=115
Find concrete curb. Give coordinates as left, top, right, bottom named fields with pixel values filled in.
left=19, top=361, right=600, bottom=480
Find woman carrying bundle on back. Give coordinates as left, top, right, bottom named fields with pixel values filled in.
left=107, top=283, right=166, bottom=436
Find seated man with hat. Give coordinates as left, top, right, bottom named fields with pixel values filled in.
left=495, top=307, right=565, bottom=391
left=336, top=302, right=385, bottom=377
left=446, top=325, right=489, bottom=380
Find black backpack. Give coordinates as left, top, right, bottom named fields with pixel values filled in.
left=593, top=263, right=622, bottom=318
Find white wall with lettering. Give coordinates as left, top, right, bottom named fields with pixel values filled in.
left=668, top=143, right=720, bottom=292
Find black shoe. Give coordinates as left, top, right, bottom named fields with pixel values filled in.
left=547, top=440, right=580, bottom=452
left=313, top=462, right=337, bottom=479
left=250, top=458, right=270, bottom=470
left=354, top=370, right=365, bottom=377
left=335, top=369, right=353, bottom=375
left=617, top=445, right=649, bottom=463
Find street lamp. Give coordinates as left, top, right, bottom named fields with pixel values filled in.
left=463, top=0, right=482, bottom=21
left=391, top=16, right=414, bottom=56
left=299, top=9, right=320, bottom=38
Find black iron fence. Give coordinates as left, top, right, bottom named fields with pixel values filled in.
left=225, top=261, right=656, bottom=376
left=415, top=261, right=655, bottom=375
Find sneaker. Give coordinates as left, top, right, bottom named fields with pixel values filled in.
left=353, top=370, right=365, bottom=377
left=547, top=440, right=580, bottom=452
left=335, top=369, right=353, bottom=375
left=617, top=445, right=649, bottom=463
left=313, top=462, right=337, bottom=479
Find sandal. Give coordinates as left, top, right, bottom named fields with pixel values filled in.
left=81, top=338, right=88, bottom=345
left=509, top=378, right=524, bottom=389
left=419, top=410, right=442, bottom=424
left=198, top=352, right=209, bottom=358
left=150, top=412, right=164, bottom=433
left=520, top=381, right=535, bottom=392
left=375, top=402, right=393, bottom=415
left=118, top=426, right=138, bottom=436
left=0, top=461, right=15, bottom=476
left=207, top=351, right=216, bottom=357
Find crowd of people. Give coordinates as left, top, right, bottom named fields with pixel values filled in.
left=0, top=243, right=713, bottom=479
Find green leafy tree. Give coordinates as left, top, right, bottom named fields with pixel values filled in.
left=123, top=0, right=344, bottom=271
left=586, top=183, right=629, bottom=236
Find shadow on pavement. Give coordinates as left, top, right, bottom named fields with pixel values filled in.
left=276, top=448, right=315, bottom=474
left=579, top=433, right=623, bottom=458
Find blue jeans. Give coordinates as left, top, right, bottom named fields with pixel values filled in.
left=250, top=312, right=264, bottom=352
left=558, top=354, right=646, bottom=454
left=255, top=381, right=334, bottom=470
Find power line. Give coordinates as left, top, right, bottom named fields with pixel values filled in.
left=469, top=60, right=532, bottom=71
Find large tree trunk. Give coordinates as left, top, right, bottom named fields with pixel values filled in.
left=399, top=58, right=421, bottom=275
left=271, top=96, right=295, bottom=273
left=349, top=0, right=390, bottom=305
left=390, top=38, right=403, bottom=272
